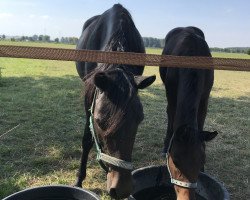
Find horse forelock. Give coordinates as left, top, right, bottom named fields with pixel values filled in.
left=85, top=66, right=141, bottom=136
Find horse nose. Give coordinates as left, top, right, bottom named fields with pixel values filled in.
left=109, top=187, right=132, bottom=199
left=109, top=188, right=118, bottom=199
left=107, top=169, right=133, bottom=199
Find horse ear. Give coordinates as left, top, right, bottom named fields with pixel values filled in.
left=134, top=75, right=156, bottom=89
left=94, top=72, right=112, bottom=91
left=200, top=131, right=218, bottom=142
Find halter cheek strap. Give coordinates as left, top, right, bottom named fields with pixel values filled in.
left=166, top=153, right=197, bottom=188
left=166, top=134, right=198, bottom=189
left=97, top=153, right=133, bottom=170
left=89, top=89, right=133, bottom=172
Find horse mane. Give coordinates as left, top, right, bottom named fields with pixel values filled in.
left=104, top=4, right=144, bottom=54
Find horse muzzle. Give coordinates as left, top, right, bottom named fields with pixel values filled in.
left=107, top=169, right=133, bottom=199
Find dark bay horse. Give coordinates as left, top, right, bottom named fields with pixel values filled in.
left=159, top=27, right=217, bottom=200
left=75, top=4, right=156, bottom=199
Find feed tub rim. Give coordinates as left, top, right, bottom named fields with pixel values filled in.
left=2, top=184, right=100, bottom=200
left=130, top=165, right=230, bottom=200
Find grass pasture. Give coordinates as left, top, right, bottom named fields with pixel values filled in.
left=0, top=41, right=249, bottom=199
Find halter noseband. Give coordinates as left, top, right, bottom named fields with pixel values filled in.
left=89, top=89, right=133, bottom=173
left=166, top=134, right=198, bottom=189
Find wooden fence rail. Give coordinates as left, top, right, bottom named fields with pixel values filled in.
left=0, top=45, right=250, bottom=71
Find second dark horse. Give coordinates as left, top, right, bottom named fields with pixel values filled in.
left=75, top=4, right=155, bottom=199
left=160, top=27, right=218, bottom=200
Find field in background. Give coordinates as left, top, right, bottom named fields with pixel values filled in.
left=0, top=41, right=249, bottom=199
left=0, top=40, right=75, bottom=49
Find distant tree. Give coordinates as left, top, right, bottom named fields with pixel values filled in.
left=160, top=39, right=165, bottom=48
left=65, top=37, right=68, bottom=43
left=154, top=38, right=161, bottom=48
left=236, top=48, right=241, bottom=53
left=32, top=34, right=38, bottom=41
left=68, top=37, right=78, bottom=44
left=143, top=37, right=149, bottom=47
left=60, top=37, right=65, bottom=43
left=2, top=34, right=6, bottom=40
left=43, top=35, right=50, bottom=42
left=247, top=49, right=250, bottom=55
left=148, top=37, right=154, bottom=47
left=61, top=37, right=69, bottom=43
left=11, top=38, right=15, bottom=41
left=28, top=37, right=34, bottom=41
left=142, top=37, right=163, bottom=48
left=37, top=35, right=50, bottom=42
left=210, top=47, right=224, bottom=52
left=69, top=37, right=74, bottom=44
left=54, top=38, right=59, bottom=43
left=20, top=36, right=25, bottom=41
left=38, top=35, right=43, bottom=41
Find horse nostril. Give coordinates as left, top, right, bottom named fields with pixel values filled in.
left=109, top=188, right=117, bottom=199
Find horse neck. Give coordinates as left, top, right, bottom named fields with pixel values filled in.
left=174, top=100, right=199, bottom=131
left=174, top=71, right=204, bottom=130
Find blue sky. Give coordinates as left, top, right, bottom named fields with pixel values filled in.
left=0, top=0, right=249, bottom=47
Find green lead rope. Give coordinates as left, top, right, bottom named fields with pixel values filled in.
left=88, top=89, right=133, bottom=171
left=89, top=89, right=102, bottom=159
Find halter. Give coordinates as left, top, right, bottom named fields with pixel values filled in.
left=89, top=89, right=133, bottom=173
left=166, top=133, right=198, bottom=189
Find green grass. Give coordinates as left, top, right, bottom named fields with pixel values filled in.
left=0, top=40, right=75, bottom=49
left=212, top=52, right=250, bottom=59
left=0, top=41, right=249, bottom=199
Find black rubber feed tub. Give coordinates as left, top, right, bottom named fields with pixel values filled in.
left=3, top=185, right=99, bottom=200
left=129, top=165, right=230, bottom=200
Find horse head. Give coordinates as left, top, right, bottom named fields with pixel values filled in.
left=167, top=125, right=217, bottom=200
left=88, top=67, right=155, bottom=199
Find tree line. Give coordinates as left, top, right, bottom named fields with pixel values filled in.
left=210, top=47, right=250, bottom=54
left=142, top=37, right=250, bottom=54
left=0, top=34, right=78, bottom=45
left=142, top=37, right=165, bottom=48
left=1, top=34, right=250, bottom=55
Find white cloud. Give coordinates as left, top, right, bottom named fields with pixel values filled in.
left=0, top=12, right=14, bottom=19
left=29, top=14, right=36, bottom=19
left=41, top=15, right=50, bottom=20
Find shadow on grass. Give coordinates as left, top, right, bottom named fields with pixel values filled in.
left=204, top=95, right=249, bottom=200
left=0, top=75, right=86, bottom=197
left=0, top=76, right=249, bottom=199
